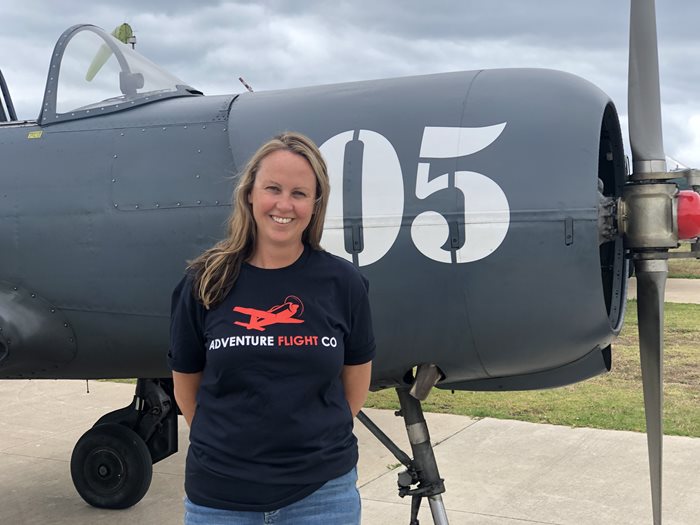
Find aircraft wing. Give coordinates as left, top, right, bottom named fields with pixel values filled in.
left=276, top=318, right=304, bottom=324
left=233, top=306, right=276, bottom=320
left=233, top=321, right=265, bottom=331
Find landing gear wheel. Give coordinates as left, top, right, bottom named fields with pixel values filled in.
left=70, top=423, right=153, bottom=509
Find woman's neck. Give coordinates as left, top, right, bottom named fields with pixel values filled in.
left=248, top=242, right=304, bottom=269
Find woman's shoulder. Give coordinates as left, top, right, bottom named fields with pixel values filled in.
left=171, top=269, right=203, bottom=308
left=310, top=249, right=369, bottom=288
left=311, top=248, right=355, bottom=271
left=173, top=268, right=197, bottom=292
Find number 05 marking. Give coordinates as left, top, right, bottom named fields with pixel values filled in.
left=320, top=124, right=509, bottom=266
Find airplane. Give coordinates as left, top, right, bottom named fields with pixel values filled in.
left=233, top=296, right=305, bottom=331
left=0, top=1, right=698, bottom=523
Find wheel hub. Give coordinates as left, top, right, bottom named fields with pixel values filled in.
left=86, top=448, right=125, bottom=492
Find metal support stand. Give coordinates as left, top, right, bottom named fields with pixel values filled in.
left=397, top=387, right=449, bottom=525
left=358, top=387, right=449, bottom=525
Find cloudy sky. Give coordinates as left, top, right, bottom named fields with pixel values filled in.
left=3, top=0, right=699, bottom=167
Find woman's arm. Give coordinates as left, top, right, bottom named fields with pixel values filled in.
left=342, top=361, right=372, bottom=417
left=172, top=371, right=203, bottom=427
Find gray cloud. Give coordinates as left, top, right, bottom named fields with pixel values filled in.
left=2, top=0, right=699, bottom=166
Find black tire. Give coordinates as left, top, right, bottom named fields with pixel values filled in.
left=70, top=423, right=153, bottom=509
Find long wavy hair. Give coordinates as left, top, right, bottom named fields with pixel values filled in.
left=189, top=132, right=330, bottom=309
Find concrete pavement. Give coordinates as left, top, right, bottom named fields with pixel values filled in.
left=3, top=279, right=700, bottom=524
left=628, top=277, right=700, bottom=304
left=2, top=380, right=699, bottom=524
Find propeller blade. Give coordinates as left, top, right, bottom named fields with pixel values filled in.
left=635, top=259, right=667, bottom=525
left=628, top=0, right=665, bottom=169
left=86, top=24, right=134, bottom=82
left=85, top=45, right=113, bottom=82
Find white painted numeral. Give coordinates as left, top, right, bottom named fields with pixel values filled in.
left=320, top=130, right=404, bottom=266
left=410, top=124, right=510, bottom=263
left=320, top=124, right=510, bottom=266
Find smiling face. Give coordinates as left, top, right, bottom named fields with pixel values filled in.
left=247, top=149, right=317, bottom=258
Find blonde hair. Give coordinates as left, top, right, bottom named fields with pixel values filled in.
left=189, top=132, right=330, bottom=309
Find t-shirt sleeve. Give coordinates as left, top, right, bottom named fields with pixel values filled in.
left=168, top=274, right=206, bottom=373
left=344, top=272, right=376, bottom=366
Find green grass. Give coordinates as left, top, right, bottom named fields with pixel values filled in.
left=668, top=244, right=700, bottom=278
left=366, top=301, right=700, bottom=437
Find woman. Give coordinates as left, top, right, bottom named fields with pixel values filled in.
left=168, top=132, right=375, bottom=524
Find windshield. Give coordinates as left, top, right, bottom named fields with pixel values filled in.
left=40, top=25, right=200, bottom=125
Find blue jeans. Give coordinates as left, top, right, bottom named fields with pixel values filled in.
left=183, top=467, right=360, bottom=525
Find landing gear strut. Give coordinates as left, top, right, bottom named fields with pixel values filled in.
left=70, top=378, right=178, bottom=509
left=358, top=387, right=449, bottom=525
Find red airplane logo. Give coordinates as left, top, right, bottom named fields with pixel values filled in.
left=233, top=296, right=305, bottom=331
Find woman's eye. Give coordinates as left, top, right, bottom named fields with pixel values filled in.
left=266, top=186, right=280, bottom=193
left=293, top=191, right=308, bottom=198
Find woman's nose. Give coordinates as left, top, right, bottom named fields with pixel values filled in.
left=275, top=193, right=294, bottom=211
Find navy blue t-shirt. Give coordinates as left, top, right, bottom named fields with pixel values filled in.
left=168, top=246, right=376, bottom=511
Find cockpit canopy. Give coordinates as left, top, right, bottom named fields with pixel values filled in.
left=39, top=24, right=201, bottom=125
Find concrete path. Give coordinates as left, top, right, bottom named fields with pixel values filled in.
left=2, top=380, right=699, bottom=524
left=628, top=277, right=700, bottom=303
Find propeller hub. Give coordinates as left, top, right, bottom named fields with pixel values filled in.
left=619, top=183, right=678, bottom=250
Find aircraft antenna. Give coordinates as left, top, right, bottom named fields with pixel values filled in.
left=239, top=77, right=254, bottom=93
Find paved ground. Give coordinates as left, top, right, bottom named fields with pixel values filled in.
left=2, top=380, right=699, bottom=525
left=2, top=280, right=699, bottom=524
left=628, top=277, right=700, bottom=304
